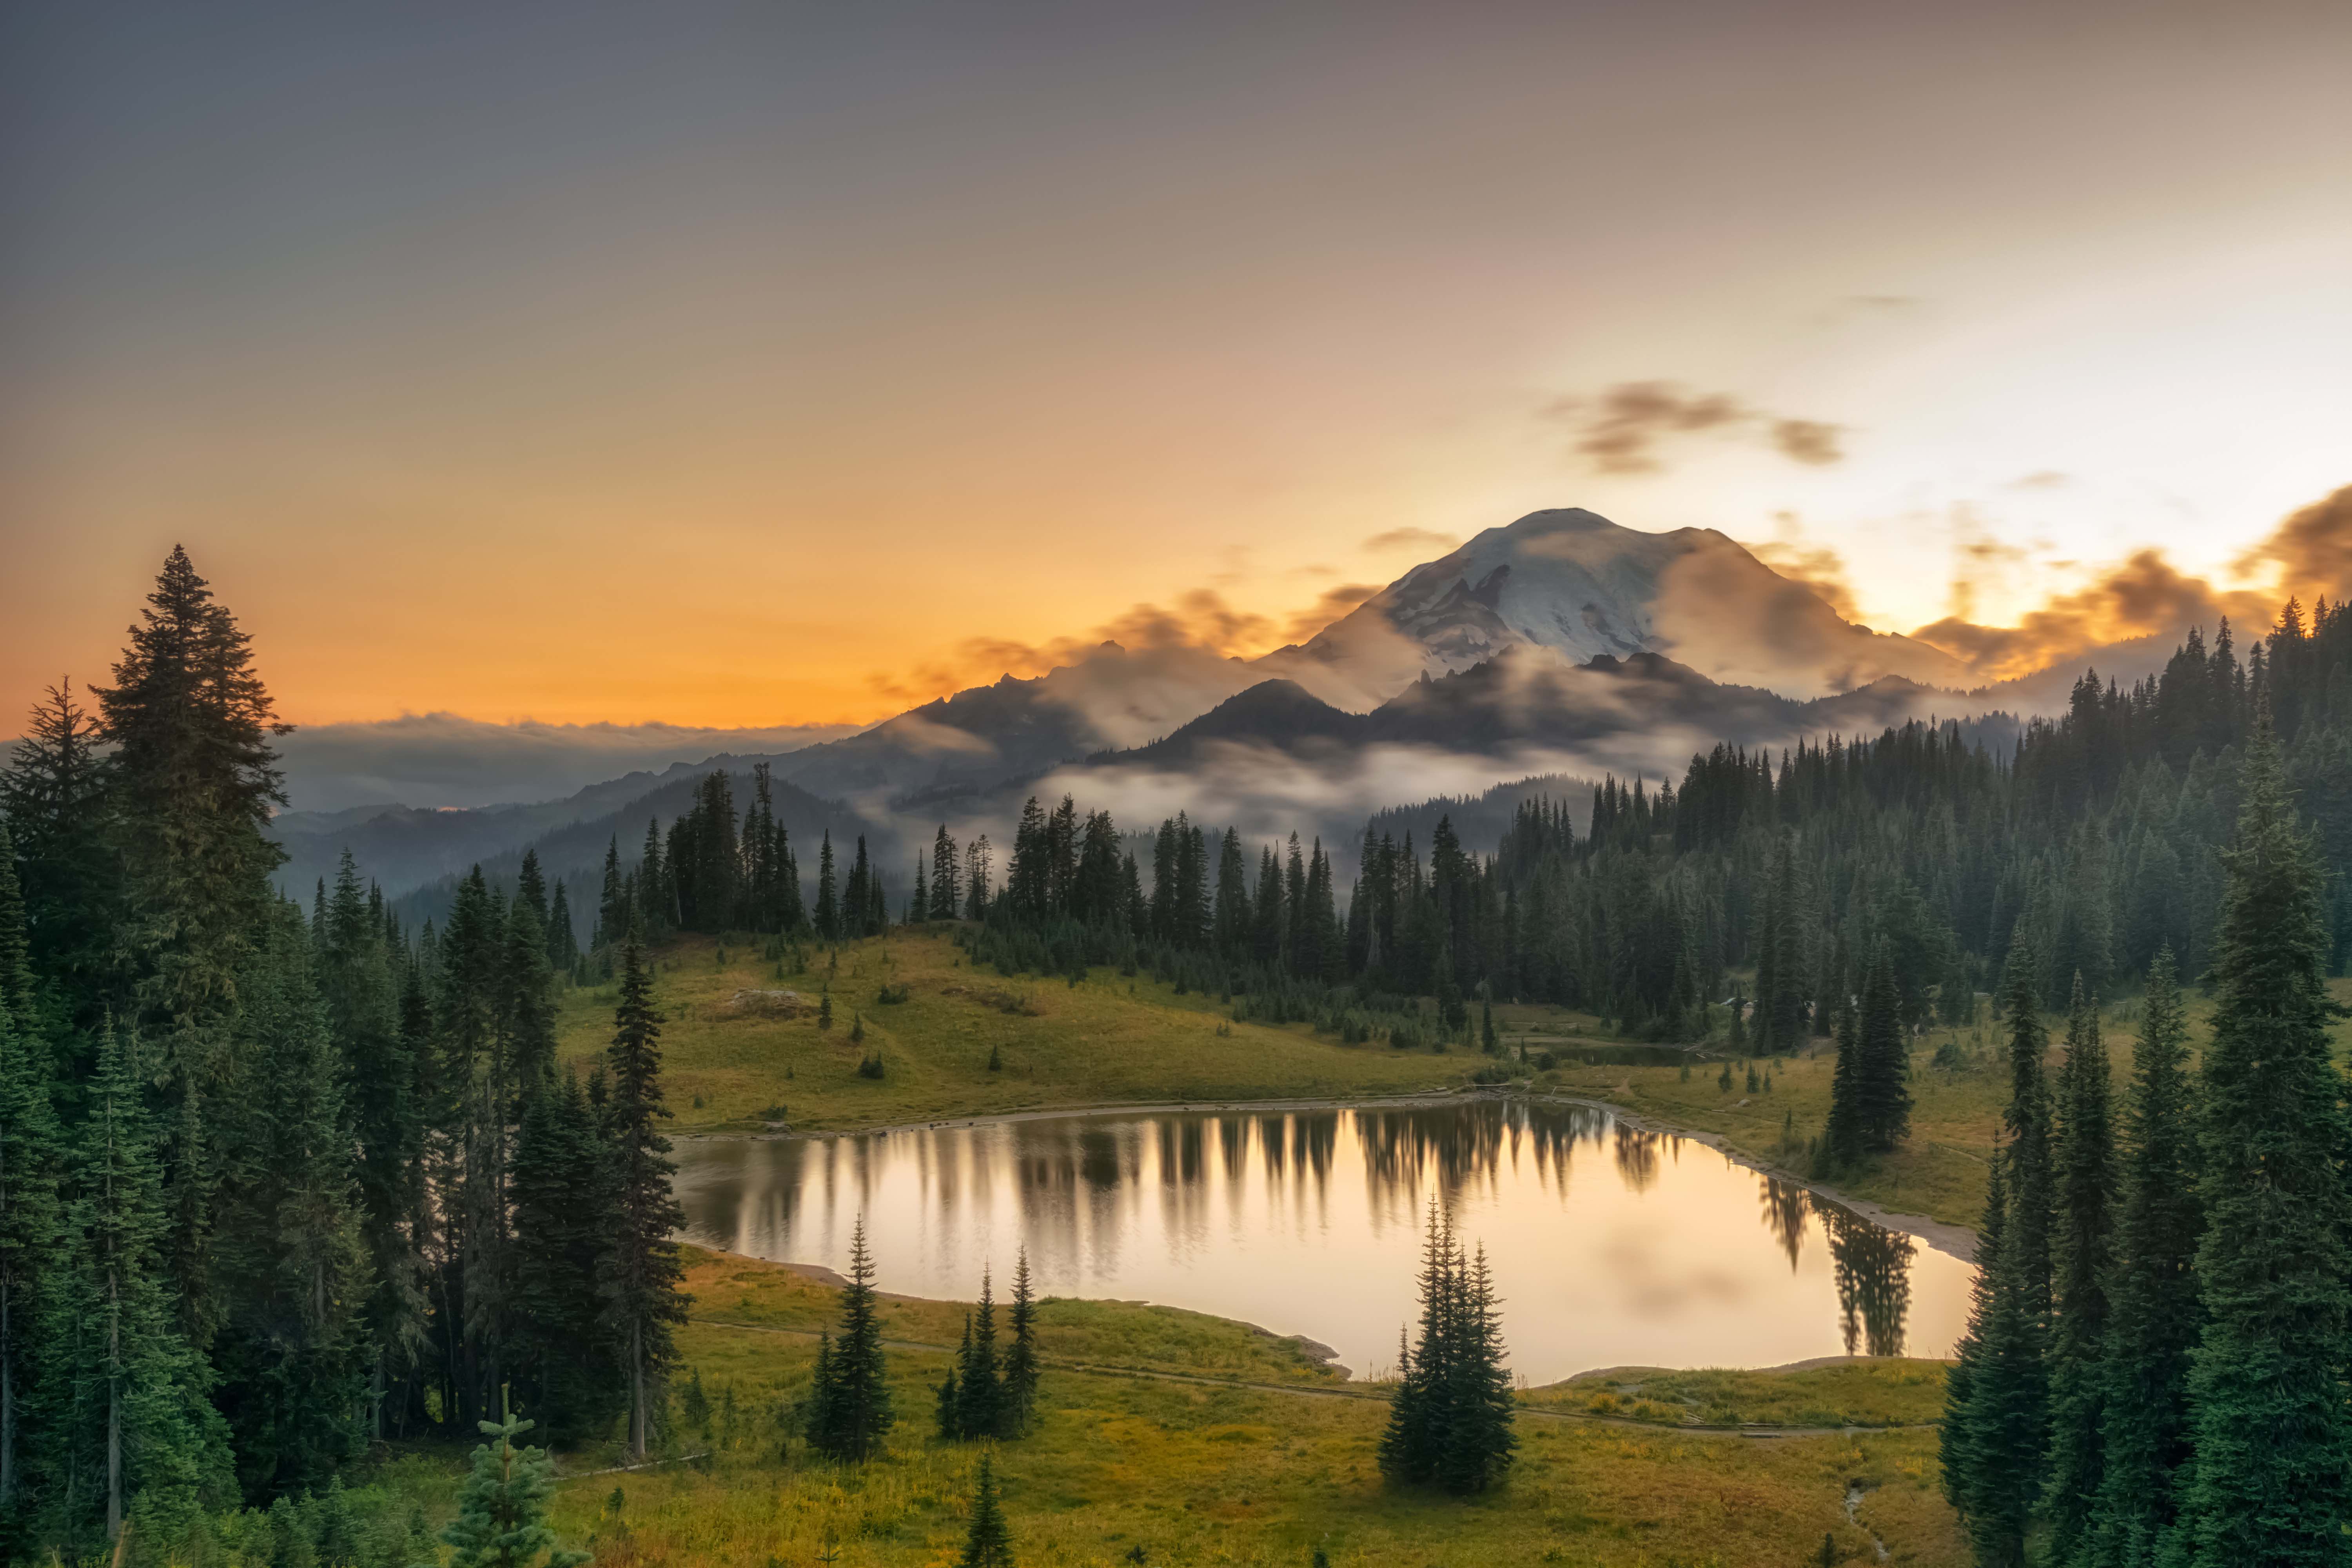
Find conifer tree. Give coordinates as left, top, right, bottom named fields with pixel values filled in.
left=510, top=1073, right=620, bottom=1445
left=1378, top=1202, right=1514, bottom=1493
left=1942, top=938, right=2056, bottom=1568
left=0, top=681, right=114, bottom=1033
left=1853, top=944, right=1911, bottom=1149
left=58, top=1019, right=232, bottom=1543
left=815, top=833, right=839, bottom=942
left=951, top=1272, right=1004, bottom=1440
left=209, top=903, right=370, bottom=1498
left=931, top=826, right=962, bottom=921
left=545, top=880, right=577, bottom=975
left=959, top=1452, right=1013, bottom=1568
left=96, top=546, right=291, bottom=1334
left=1821, top=995, right=1864, bottom=1167
left=319, top=853, right=424, bottom=1441
left=933, top=1349, right=961, bottom=1442
left=807, top=1219, right=893, bottom=1461
left=2089, top=949, right=2200, bottom=1568
left=604, top=941, right=687, bottom=1461
left=439, top=1401, right=590, bottom=1568
left=1940, top=1134, right=2004, bottom=1519
left=2172, top=713, right=2351, bottom=1567
left=1437, top=1243, right=1517, bottom=1494
left=0, top=975, right=62, bottom=1526
left=1001, top=1249, right=1039, bottom=1437
left=595, top=838, right=626, bottom=961
left=2042, top=972, right=2113, bottom=1565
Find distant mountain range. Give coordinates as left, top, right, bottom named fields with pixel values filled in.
left=267, top=506, right=2168, bottom=923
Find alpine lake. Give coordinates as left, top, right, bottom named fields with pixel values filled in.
left=670, top=1097, right=1972, bottom=1385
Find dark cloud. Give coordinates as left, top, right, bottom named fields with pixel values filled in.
left=1911, top=547, right=2270, bottom=682
left=1363, top=526, right=1461, bottom=554
left=1769, top=418, right=1843, bottom=466
left=1911, top=485, right=2352, bottom=682
left=1547, top=382, right=1846, bottom=474
left=2235, top=484, right=2352, bottom=601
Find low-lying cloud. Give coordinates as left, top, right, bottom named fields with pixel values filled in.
left=276, top=714, right=860, bottom=814
left=1549, top=382, right=1847, bottom=474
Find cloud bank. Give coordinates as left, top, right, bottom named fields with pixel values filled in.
left=277, top=714, right=860, bottom=813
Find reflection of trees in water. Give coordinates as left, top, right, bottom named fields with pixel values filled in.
left=1612, top=1126, right=1660, bottom=1193
left=1352, top=1102, right=1608, bottom=1212
left=1758, top=1177, right=1810, bottom=1272
left=1821, top=1201, right=1914, bottom=1356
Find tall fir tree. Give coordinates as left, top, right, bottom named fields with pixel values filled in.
left=56, top=1020, right=232, bottom=1543
left=509, top=1072, right=620, bottom=1445
left=208, top=903, right=371, bottom=1499
left=814, top=833, right=839, bottom=942
left=1002, top=1249, right=1039, bottom=1437
left=2042, top=971, right=2114, bottom=1565
left=2087, top=950, right=2200, bottom=1568
left=1854, top=942, right=1912, bottom=1151
left=2172, top=713, right=2352, bottom=1567
left=96, top=547, right=291, bottom=1338
left=0, top=965, right=62, bottom=1532
left=1821, top=993, right=1864, bottom=1167
left=0, top=681, right=116, bottom=1036
left=319, top=853, right=424, bottom=1441
left=807, top=1219, right=893, bottom=1462
left=949, top=1271, right=1003, bottom=1440
left=603, top=941, right=688, bottom=1462
left=1377, top=1202, right=1514, bottom=1493
left=1942, top=937, right=2056, bottom=1568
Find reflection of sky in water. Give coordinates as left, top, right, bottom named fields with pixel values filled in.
left=670, top=1101, right=1972, bottom=1384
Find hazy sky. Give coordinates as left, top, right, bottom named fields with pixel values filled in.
left=5, top=0, right=2348, bottom=726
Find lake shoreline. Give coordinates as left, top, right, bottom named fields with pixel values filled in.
left=676, top=1084, right=1978, bottom=1265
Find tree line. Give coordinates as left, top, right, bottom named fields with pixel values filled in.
left=0, top=550, right=690, bottom=1562
left=947, top=601, right=2351, bottom=1065
left=1940, top=711, right=2345, bottom=1568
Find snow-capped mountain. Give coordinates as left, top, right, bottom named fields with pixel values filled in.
left=1277, top=507, right=1971, bottom=700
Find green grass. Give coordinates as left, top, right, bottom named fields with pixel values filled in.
left=539, top=1248, right=1965, bottom=1568
left=1527, top=1360, right=1949, bottom=1430
left=1508, top=978, right=2352, bottom=1230
left=554, top=930, right=1470, bottom=1134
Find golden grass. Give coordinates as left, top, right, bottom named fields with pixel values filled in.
left=1526, top=1360, right=1948, bottom=1430
left=554, top=931, right=1468, bottom=1135
left=1514, top=978, right=2352, bottom=1230
left=534, top=1248, right=1965, bottom=1568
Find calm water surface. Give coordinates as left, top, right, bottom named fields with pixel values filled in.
left=671, top=1100, right=1972, bottom=1385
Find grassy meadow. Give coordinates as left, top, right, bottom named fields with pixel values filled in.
left=553, top=924, right=2352, bottom=1233
left=522, top=1247, right=1963, bottom=1568
left=550, top=929, right=1466, bottom=1134
left=510, top=931, right=2352, bottom=1564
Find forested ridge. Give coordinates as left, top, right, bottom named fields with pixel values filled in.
left=0, top=552, right=689, bottom=1563
left=953, top=603, right=2352, bottom=1052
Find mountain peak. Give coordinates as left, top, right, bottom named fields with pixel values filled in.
left=1279, top=506, right=1968, bottom=701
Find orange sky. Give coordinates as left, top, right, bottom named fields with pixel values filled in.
left=4, top=2, right=2348, bottom=728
